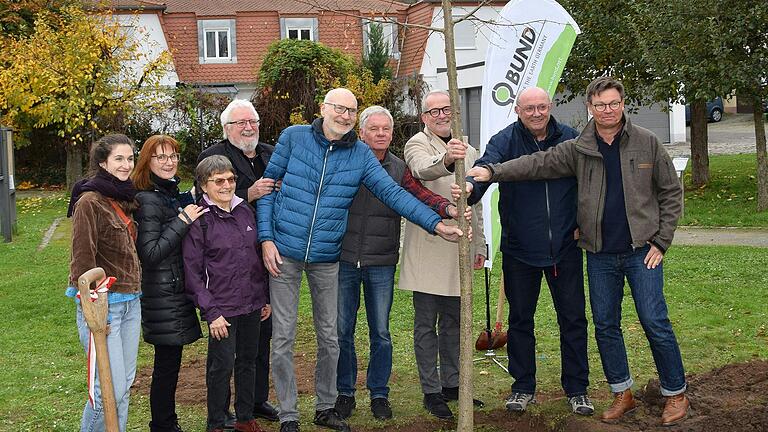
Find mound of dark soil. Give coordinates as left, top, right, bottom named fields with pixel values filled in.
left=134, top=358, right=768, bottom=431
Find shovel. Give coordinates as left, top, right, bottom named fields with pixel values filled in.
left=78, top=267, right=119, bottom=432
left=490, top=278, right=508, bottom=349
left=475, top=270, right=508, bottom=351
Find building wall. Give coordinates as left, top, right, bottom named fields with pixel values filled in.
left=162, top=12, right=280, bottom=85
left=114, top=12, right=179, bottom=87
left=419, top=5, right=682, bottom=145
left=397, top=2, right=433, bottom=77
left=419, top=6, right=504, bottom=91
left=317, top=12, right=364, bottom=59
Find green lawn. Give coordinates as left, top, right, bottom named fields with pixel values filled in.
left=680, top=154, right=768, bottom=227
left=1, top=155, right=767, bottom=431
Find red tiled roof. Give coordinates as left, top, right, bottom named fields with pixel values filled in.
left=109, top=0, right=166, bottom=9
left=162, top=0, right=408, bottom=16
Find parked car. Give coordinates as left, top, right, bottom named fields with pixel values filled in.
left=685, top=97, right=724, bottom=123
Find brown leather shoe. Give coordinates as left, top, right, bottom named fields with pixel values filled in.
left=601, top=389, right=637, bottom=422
left=661, top=393, right=690, bottom=426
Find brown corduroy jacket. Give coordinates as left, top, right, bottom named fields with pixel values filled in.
left=69, top=191, right=141, bottom=293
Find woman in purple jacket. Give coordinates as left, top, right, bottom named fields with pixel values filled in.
left=183, top=155, right=269, bottom=432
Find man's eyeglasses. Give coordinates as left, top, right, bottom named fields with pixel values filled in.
left=152, top=153, right=180, bottom=163
left=207, top=175, right=237, bottom=186
left=519, top=104, right=551, bottom=115
left=227, top=119, right=260, bottom=128
left=326, top=102, right=358, bottom=116
left=424, top=106, right=452, bottom=118
left=591, top=100, right=622, bottom=112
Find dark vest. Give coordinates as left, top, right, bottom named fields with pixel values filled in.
left=340, top=151, right=406, bottom=267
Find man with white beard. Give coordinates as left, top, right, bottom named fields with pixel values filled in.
left=197, top=99, right=281, bottom=425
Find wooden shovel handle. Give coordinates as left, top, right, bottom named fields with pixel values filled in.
left=495, top=274, right=506, bottom=325
left=78, top=268, right=108, bottom=333
left=77, top=267, right=119, bottom=432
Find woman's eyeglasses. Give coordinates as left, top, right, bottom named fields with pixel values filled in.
left=152, top=153, right=181, bottom=163
left=207, top=175, right=237, bottom=186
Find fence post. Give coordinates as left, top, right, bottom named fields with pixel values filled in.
left=0, top=126, right=16, bottom=242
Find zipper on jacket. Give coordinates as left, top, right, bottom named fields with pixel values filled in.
left=534, top=139, right=555, bottom=262
left=305, top=144, right=333, bottom=262
left=356, top=188, right=370, bottom=268
left=630, top=158, right=635, bottom=173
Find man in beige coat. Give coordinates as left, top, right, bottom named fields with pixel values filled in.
left=399, top=89, right=487, bottom=420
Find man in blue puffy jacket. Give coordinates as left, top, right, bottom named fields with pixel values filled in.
left=462, top=87, right=593, bottom=416
left=257, top=88, right=465, bottom=432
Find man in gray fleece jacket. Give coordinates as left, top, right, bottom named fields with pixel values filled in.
left=464, top=77, right=689, bottom=426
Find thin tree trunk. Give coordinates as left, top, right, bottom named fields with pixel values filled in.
left=754, top=96, right=768, bottom=211
left=440, top=1, right=473, bottom=430
left=690, top=100, right=710, bottom=187
left=65, top=141, right=84, bottom=192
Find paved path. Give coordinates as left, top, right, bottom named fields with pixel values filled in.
left=674, top=226, right=768, bottom=248
left=665, top=112, right=766, bottom=158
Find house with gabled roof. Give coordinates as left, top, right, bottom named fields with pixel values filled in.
left=113, top=0, right=409, bottom=99
left=113, top=0, right=684, bottom=145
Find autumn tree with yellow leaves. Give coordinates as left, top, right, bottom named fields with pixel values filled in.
left=0, top=5, right=173, bottom=189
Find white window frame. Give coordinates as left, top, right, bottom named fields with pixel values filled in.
left=453, top=16, right=476, bottom=50
left=204, top=28, right=231, bottom=59
left=363, top=19, right=400, bottom=59
left=198, top=19, right=237, bottom=64
left=287, top=27, right=313, bottom=41
left=280, top=17, right=318, bottom=42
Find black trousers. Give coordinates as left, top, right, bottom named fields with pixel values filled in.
left=254, top=315, right=272, bottom=403
left=223, top=314, right=272, bottom=412
left=206, top=310, right=261, bottom=429
left=149, top=344, right=184, bottom=431
left=503, top=248, right=590, bottom=397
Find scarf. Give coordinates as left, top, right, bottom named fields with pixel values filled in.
left=150, top=172, right=181, bottom=198
left=67, top=168, right=138, bottom=217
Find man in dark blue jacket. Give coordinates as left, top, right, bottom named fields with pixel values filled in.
left=465, top=87, right=593, bottom=416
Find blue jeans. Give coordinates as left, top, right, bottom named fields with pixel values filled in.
left=587, top=245, right=686, bottom=396
left=76, top=298, right=141, bottom=432
left=336, top=262, right=395, bottom=400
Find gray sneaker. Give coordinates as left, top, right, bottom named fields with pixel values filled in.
left=505, top=392, right=535, bottom=412
left=568, top=395, right=595, bottom=416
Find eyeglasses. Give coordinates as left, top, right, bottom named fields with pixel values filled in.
left=227, top=119, right=260, bottom=128
left=591, top=100, right=622, bottom=112
left=424, top=105, right=452, bottom=118
left=325, top=102, right=358, bottom=116
left=152, top=153, right=180, bottom=163
left=519, top=104, right=551, bottom=115
left=207, top=175, right=237, bottom=186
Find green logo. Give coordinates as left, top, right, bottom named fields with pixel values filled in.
left=492, top=82, right=514, bottom=106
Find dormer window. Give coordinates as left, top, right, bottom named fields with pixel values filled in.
left=198, top=19, right=237, bottom=64
left=280, top=17, right=318, bottom=42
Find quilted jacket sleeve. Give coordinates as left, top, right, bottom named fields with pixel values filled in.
left=257, top=129, right=292, bottom=242
left=359, top=148, right=441, bottom=233
left=135, top=192, right=189, bottom=267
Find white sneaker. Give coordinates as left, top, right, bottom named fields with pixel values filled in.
left=505, top=392, right=535, bottom=412
left=568, top=395, right=595, bottom=416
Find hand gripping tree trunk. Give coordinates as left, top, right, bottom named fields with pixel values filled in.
left=440, top=2, right=474, bottom=430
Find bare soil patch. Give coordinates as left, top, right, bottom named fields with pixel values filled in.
left=134, top=358, right=768, bottom=431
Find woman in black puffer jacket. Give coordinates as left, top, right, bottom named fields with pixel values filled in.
left=132, top=135, right=207, bottom=432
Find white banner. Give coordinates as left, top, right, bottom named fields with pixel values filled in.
left=479, top=0, right=581, bottom=267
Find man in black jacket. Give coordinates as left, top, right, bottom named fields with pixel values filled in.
left=464, top=87, right=593, bottom=416
left=198, top=99, right=280, bottom=423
